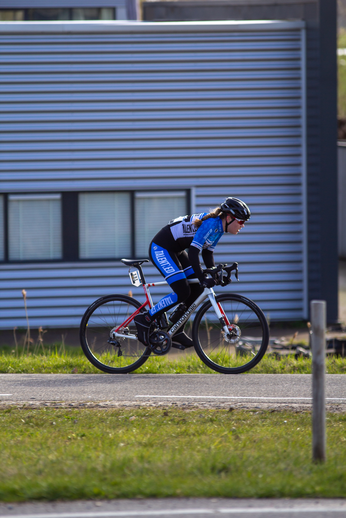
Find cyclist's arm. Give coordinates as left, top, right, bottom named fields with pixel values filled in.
left=188, top=245, right=205, bottom=283
left=202, top=248, right=215, bottom=269
left=189, top=247, right=215, bottom=281
left=188, top=219, right=222, bottom=282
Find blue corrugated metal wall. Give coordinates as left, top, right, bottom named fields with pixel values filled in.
left=0, top=20, right=307, bottom=328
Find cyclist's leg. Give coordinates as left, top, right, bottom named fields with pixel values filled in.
left=150, top=248, right=196, bottom=349
left=176, top=250, right=204, bottom=310
left=134, top=243, right=190, bottom=345
left=147, top=246, right=203, bottom=348
left=148, top=243, right=191, bottom=317
left=168, top=251, right=203, bottom=322
left=167, top=251, right=204, bottom=349
left=149, top=246, right=203, bottom=316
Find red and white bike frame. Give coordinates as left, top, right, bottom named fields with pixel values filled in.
left=111, top=273, right=233, bottom=341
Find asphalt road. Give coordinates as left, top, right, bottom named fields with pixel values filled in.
left=0, top=374, right=345, bottom=410
left=1, top=498, right=346, bottom=518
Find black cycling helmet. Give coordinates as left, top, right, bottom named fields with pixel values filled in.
left=220, top=197, right=251, bottom=221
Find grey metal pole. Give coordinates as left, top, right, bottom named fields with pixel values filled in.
left=311, top=300, right=326, bottom=463
left=126, top=0, right=140, bottom=20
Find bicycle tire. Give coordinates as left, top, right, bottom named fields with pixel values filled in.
left=80, top=294, right=151, bottom=374
left=192, top=293, right=269, bottom=374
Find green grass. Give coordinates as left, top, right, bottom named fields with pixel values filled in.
left=0, top=407, right=345, bottom=501
left=1, top=345, right=346, bottom=374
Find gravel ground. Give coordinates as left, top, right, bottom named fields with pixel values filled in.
left=0, top=400, right=345, bottom=413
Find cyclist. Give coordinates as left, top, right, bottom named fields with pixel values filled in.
left=134, top=197, right=251, bottom=349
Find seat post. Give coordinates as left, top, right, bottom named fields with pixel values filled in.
left=137, top=264, right=146, bottom=285
left=121, top=258, right=149, bottom=284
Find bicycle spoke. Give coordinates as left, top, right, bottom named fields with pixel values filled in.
left=80, top=295, right=150, bottom=374
left=193, top=294, right=269, bottom=374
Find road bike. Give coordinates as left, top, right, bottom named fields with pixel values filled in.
left=80, top=259, right=269, bottom=375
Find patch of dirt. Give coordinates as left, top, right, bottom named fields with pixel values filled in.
left=0, top=400, right=345, bottom=413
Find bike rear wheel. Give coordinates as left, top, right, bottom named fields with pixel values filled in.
left=192, top=293, right=269, bottom=374
left=80, top=294, right=151, bottom=374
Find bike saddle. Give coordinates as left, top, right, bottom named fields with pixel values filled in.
left=121, top=258, right=150, bottom=267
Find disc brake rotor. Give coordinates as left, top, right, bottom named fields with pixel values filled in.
left=222, top=324, right=241, bottom=344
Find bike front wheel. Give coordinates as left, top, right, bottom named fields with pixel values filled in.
left=192, top=293, right=269, bottom=374
left=80, top=294, right=151, bottom=374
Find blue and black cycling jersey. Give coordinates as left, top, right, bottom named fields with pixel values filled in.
left=148, top=214, right=224, bottom=318
left=168, top=213, right=224, bottom=251
left=149, top=213, right=224, bottom=283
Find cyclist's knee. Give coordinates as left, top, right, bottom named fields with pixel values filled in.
left=171, top=279, right=191, bottom=304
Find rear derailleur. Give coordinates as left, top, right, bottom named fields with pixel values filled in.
left=107, top=326, right=131, bottom=357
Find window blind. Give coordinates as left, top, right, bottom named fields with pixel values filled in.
left=8, top=194, right=62, bottom=261
left=135, top=192, right=187, bottom=257
left=79, top=192, right=131, bottom=259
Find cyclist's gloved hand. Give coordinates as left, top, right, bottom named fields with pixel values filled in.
left=201, top=277, right=216, bottom=288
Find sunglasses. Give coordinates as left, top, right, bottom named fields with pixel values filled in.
left=232, top=217, right=245, bottom=225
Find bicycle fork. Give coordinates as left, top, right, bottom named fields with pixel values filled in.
left=207, top=289, right=237, bottom=338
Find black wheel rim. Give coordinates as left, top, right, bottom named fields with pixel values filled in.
left=194, top=294, right=268, bottom=374
left=81, top=296, right=150, bottom=373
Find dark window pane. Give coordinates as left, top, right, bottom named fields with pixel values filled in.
left=0, top=8, right=115, bottom=22
left=27, top=9, right=70, bottom=21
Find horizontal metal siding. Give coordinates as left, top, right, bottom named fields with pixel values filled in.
left=0, top=21, right=307, bottom=328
